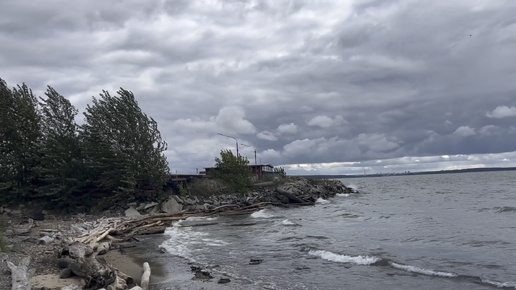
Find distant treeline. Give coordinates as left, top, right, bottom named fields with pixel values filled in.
left=299, top=166, right=516, bottom=179
left=0, top=78, right=170, bottom=212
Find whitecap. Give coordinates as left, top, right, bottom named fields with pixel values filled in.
left=308, top=250, right=380, bottom=265
left=482, top=279, right=516, bottom=288
left=336, top=193, right=350, bottom=197
left=281, top=219, right=297, bottom=226
left=160, top=227, right=227, bottom=259
left=316, top=198, right=330, bottom=204
left=185, top=216, right=218, bottom=221
left=251, top=209, right=275, bottom=218
left=389, top=262, right=458, bottom=278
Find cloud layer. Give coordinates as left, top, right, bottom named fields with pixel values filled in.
left=1, top=0, right=516, bottom=174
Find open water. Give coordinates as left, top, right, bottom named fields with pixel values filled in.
left=154, top=171, right=516, bottom=289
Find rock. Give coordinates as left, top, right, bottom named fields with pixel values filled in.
left=249, top=258, right=263, bottom=265
left=124, top=206, right=141, bottom=217
left=31, top=212, right=45, bottom=221
left=60, top=268, right=73, bottom=278
left=4, top=208, right=11, bottom=213
left=161, top=197, right=182, bottom=214
left=218, top=277, right=231, bottom=284
left=172, top=195, right=184, bottom=204
left=148, top=205, right=160, bottom=215
left=143, top=202, right=159, bottom=210
left=38, top=236, right=55, bottom=245
left=193, top=270, right=213, bottom=280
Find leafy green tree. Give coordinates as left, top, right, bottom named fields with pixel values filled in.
left=81, top=88, right=169, bottom=205
left=36, top=86, right=83, bottom=207
left=0, top=79, right=42, bottom=201
left=212, top=149, right=252, bottom=193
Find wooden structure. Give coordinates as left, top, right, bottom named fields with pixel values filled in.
left=205, top=164, right=278, bottom=181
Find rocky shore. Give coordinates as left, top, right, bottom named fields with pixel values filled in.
left=0, top=177, right=356, bottom=290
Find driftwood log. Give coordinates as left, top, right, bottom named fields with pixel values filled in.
left=56, top=202, right=279, bottom=289
left=6, top=257, right=31, bottom=290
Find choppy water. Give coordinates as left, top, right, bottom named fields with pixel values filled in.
left=157, top=171, right=516, bottom=289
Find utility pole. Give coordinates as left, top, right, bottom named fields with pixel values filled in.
left=217, top=133, right=239, bottom=157
left=240, top=143, right=257, bottom=165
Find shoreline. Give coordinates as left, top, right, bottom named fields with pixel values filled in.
left=1, top=177, right=356, bottom=289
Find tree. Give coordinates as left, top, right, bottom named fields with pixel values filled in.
left=212, top=149, right=252, bottom=193
left=36, top=86, right=83, bottom=207
left=81, top=88, right=169, bottom=205
left=0, top=80, right=42, bottom=201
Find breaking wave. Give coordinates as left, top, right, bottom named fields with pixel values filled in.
left=389, top=262, right=458, bottom=277
left=251, top=209, right=275, bottom=218
left=308, top=250, right=380, bottom=265
left=316, top=198, right=330, bottom=204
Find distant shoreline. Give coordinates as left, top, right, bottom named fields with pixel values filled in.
left=297, top=166, right=516, bottom=179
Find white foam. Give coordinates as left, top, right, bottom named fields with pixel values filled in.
left=174, top=216, right=217, bottom=227
left=316, top=198, right=330, bottom=204
left=336, top=193, right=350, bottom=197
left=251, top=209, right=275, bottom=218
left=185, top=216, right=217, bottom=221
left=347, top=183, right=358, bottom=191
left=281, top=219, right=296, bottom=226
left=389, top=262, right=458, bottom=278
left=482, top=279, right=516, bottom=288
left=160, top=227, right=227, bottom=260
left=308, top=250, right=380, bottom=265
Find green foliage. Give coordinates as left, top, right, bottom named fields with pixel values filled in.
left=274, top=167, right=287, bottom=178
left=211, top=149, right=252, bottom=193
left=0, top=78, right=170, bottom=212
left=81, top=88, right=170, bottom=207
left=0, top=79, right=42, bottom=202
left=36, top=86, right=84, bottom=208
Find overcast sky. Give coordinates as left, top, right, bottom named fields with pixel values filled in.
left=2, top=0, right=516, bottom=175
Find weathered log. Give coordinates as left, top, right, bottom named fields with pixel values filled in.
left=140, top=262, right=151, bottom=290
left=6, top=256, right=31, bottom=290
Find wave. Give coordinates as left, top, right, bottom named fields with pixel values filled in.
left=495, top=206, right=516, bottom=213
left=308, top=250, right=380, bottom=265
left=308, top=249, right=516, bottom=288
left=389, top=262, right=457, bottom=277
left=281, top=219, right=297, bottom=226
left=336, top=193, right=350, bottom=197
left=251, top=209, right=275, bottom=218
left=316, top=198, right=330, bottom=204
left=160, top=227, right=227, bottom=260
left=482, top=279, right=516, bottom=288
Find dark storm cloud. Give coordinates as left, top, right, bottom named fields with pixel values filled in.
left=1, top=0, right=516, bottom=174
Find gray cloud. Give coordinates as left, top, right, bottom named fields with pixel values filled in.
left=2, top=0, right=516, bottom=174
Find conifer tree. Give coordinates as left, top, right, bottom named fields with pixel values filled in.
left=0, top=79, right=42, bottom=201
left=37, top=86, right=83, bottom=206
left=81, top=88, right=169, bottom=204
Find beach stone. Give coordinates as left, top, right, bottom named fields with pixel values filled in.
left=218, top=277, right=231, bottom=284
left=124, top=206, right=141, bottom=217
left=143, top=202, right=159, bottom=210
left=60, top=268, right=73, bottom=278
left=161, top=197, right=182, bottom=214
